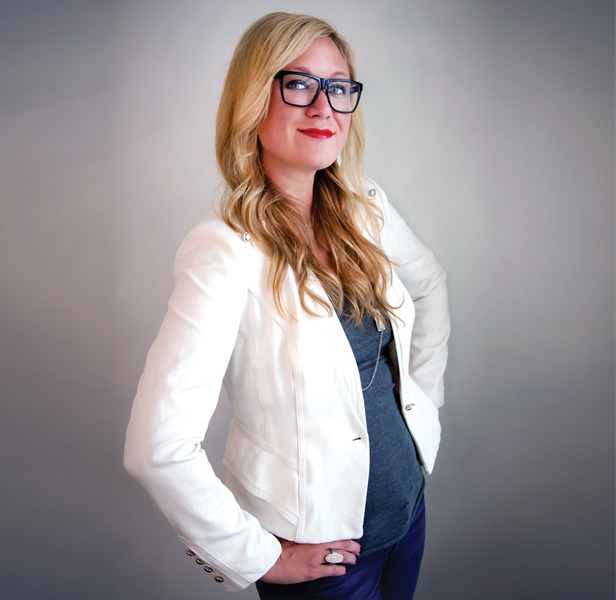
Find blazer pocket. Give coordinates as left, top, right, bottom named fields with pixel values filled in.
left=222, top=421, right=299, bottom=523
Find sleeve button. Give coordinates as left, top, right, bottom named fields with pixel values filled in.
left=185, top=550, right=196, bottom=557
left=203, top=566, right=213, bottom=573
left=195, top=558, right=205, bottom=565
left=214, top=576, right=225, bottom=583
left=404, top=403, right=415, bottom=411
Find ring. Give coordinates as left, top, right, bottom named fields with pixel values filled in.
left=325, top=549, right=344, bottom=564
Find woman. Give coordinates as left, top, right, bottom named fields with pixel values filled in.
left=125, top=12, right=449, bottom=599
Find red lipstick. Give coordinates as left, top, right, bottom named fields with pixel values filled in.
left=299, top=129, right=334, bottom=139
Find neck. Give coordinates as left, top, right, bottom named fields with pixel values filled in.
left=264, top=167, right=334, bottom=269
left=264, top=167, right=316, bottom=221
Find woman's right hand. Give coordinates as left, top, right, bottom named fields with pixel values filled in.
left=260, top=538, right=361, bottom=584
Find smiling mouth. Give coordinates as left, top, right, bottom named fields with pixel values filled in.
left=299, top=129, right=334, bottom=139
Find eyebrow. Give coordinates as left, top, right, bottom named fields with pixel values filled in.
left=287, top=67, right=351, bottom=79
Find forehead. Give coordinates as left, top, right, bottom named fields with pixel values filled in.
left=283, top=37, right=350, bottom=78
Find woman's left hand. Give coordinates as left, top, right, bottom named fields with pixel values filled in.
left=260, top=538, right=361, bottom=584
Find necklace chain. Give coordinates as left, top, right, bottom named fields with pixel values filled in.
left=362, top=319, right=385, bottom=391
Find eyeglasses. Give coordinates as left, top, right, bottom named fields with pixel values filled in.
left=275, top=71, right=363, bottom=114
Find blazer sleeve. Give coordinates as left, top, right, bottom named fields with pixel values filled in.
left=369, top=179, right=450, bottom=408
left=124, top=217, right=281, bottom=591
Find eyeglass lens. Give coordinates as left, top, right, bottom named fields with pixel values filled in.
left=280, top=73, right=360, bottom=113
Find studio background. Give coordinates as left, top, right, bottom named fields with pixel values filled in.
left=2, top=1, right=614, bottom=599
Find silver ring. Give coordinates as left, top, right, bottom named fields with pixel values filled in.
left=325, top=549, right=344, bottom=564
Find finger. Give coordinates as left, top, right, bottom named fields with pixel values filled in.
left=327, top=539, right=361, bottom=556
left=340, top=550, right=357, bottom=565
left=317, top=565, right=346, bottom=578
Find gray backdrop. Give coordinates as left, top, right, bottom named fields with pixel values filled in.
left=2, top=0, right=614, bottom=599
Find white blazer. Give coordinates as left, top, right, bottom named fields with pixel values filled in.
left=124, top=179, right=450, bottom=591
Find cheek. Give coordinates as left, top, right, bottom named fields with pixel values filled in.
left=259, top=96, right=295, bottom=148
left=337, top=117, right=352, bottom=149
left=258, top=115, right=283, bottom=158
left=258, top=117, right=273, bottom=149
left=259, top=91, right=282, bottom=140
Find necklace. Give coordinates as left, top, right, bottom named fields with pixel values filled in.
left=362, top=316, right=386, bottom=391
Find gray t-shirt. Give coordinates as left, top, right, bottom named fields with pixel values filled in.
left=337, top=305, right=425, bottom=555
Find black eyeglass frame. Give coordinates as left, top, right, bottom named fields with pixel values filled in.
left=274, top=70, right=364, bottom=114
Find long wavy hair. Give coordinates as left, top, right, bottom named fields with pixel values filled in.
left=216, top=12, right=400, bottom=324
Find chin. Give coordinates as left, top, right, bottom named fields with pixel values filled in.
left=302, top=154, right=340, bottom=173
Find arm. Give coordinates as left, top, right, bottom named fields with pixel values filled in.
left=370, top=179, right=450, bottom=408
left=124, top=218, right=281, bottom=591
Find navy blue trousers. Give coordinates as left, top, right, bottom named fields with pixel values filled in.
left=256, top=496, right=426, bottom=600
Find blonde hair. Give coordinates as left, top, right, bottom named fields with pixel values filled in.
left=216, top=12, right=399, bottom=323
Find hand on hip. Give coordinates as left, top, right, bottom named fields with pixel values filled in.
left=260, top=538, right=361, bottom=584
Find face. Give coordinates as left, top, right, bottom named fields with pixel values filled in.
left=258, top=37, right=352, bottom=184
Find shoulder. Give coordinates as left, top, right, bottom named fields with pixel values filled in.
left=363, top=177, right=393, bottom=220
left=364, top=177, right=387, bottom=204
left=174, top=209, right=258, bottom=274
left=361, top=178, right=422, bottom=262
left=359, top=177, right=395, bottom=244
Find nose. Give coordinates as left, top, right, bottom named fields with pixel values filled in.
left=307, top=87, right=332, bottom=117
